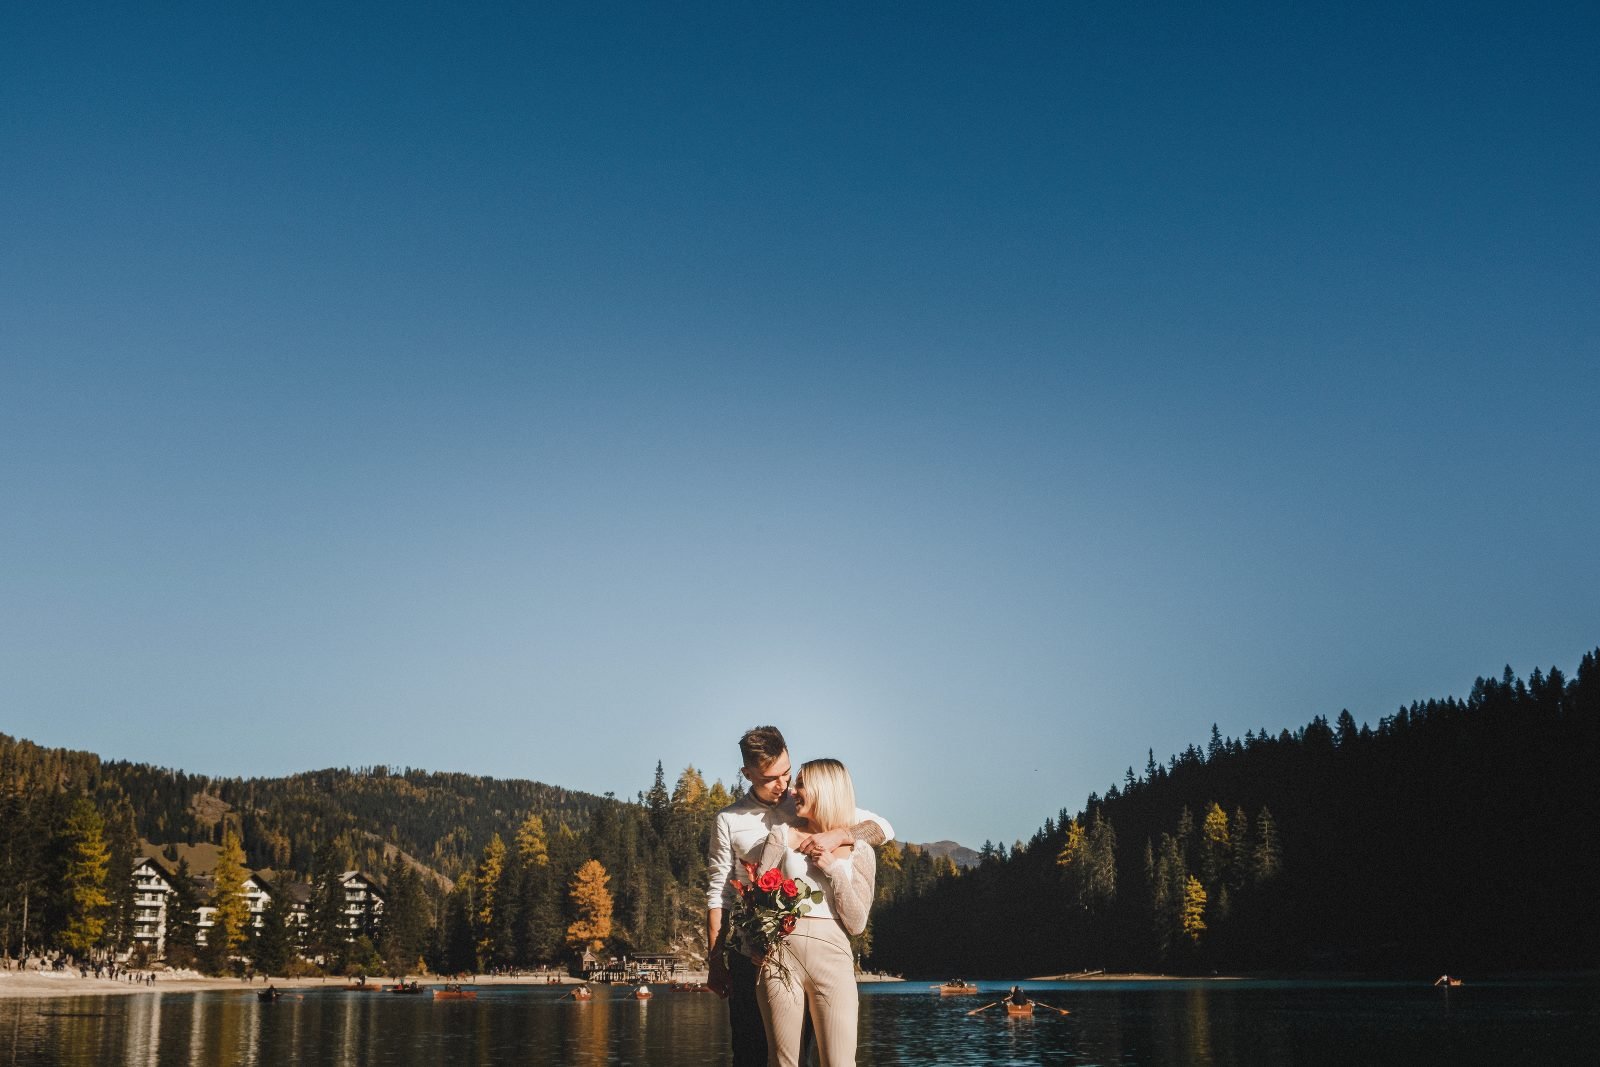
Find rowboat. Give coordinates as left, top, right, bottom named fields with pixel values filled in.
left=256, top=988, right=282, bottom=1002
left=632, top=987, right=653, bottom=1000
left=1005, top=1002, right=1034, bottom=1016
left=387, top=982, right=425, bottom=994
left=938, top=981, right=980, bottom=995
left=433, top=984, right=477, bottom=1000
left=571, top=986, right=593, bottom=1001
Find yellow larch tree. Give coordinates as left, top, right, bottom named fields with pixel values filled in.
left=565, top=859, right=613, bottom=954
left=211, top=828, right=252, bottom=953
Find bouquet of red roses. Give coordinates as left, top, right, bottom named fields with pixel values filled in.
left=725, top=860, right=824, bottom=970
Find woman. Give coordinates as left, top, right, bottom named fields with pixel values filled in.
left=753, top=758, right=876, bottom=1067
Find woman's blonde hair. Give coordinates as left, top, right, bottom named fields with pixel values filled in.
left=798, top=758, right=856, bottom=832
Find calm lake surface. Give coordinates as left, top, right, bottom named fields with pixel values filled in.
left=5, top=978, right=1596, bottom=1066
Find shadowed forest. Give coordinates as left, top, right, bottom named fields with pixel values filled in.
left=872, top=648, right=1600, bottom=976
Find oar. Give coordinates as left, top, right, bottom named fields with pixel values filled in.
left=966, top=1001, right=1001, bottom=1015
left=1032, top=1001, right=1071, bottom=1015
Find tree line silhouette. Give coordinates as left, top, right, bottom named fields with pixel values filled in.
left=870, top=648, right=1600, bottom=976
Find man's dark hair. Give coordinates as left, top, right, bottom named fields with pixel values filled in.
left=738, top=725, right=787, bottom=769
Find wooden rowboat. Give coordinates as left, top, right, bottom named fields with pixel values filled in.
left=1005, top=1002, right=1035, bottom=1016
left=571, top=987, right=593, bottom=1001
left=938, top=982, right=980, bottom=995
left=433, top=984, right=477, bottom=1000
left=632, top=987, right=653, bottom=1000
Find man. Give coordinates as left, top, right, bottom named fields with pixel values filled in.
left=706, top=725, right=893, bottom=1067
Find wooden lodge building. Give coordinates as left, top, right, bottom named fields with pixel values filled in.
left=581, top=950, right=684, bottom=984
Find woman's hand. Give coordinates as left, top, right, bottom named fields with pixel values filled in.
left=795, top=826, right=852, bottom=857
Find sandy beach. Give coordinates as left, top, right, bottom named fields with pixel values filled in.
left=0, top=970, right=580, bottom=1001
left=0, top=967, right=914, bottom=1000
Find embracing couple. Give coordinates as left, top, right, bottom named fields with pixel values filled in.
left=706, top=725, right=893, bottom=1067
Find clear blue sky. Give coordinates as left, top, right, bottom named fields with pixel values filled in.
left=3, top=2, right=1596, bottom=849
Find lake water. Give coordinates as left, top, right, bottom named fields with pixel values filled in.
left=4, top=977, right=1596, bottom=1066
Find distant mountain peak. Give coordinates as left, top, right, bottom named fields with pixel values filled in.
left=908, top=839, right=980, bottom=869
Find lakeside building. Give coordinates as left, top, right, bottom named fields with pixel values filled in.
left=340, top=871, right=386, bottom=938
left=126, top=852, right=381, bottom=961
left=130, top=856, right=175, bottom=959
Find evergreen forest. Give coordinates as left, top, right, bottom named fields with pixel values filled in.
left=871, top=649, right=1600, bottom=977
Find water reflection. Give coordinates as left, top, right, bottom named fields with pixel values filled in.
left=3, top=978, right=1599, bottom=1066
left=123, top=993, right=160, bottom=1067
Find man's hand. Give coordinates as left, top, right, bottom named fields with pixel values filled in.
left=795, top=826, right=852, bottom=857
left=707, top=953, right=729, bottom=998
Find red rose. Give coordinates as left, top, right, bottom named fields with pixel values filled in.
left=758, top=868, right=783, bottom=892
left=781, top=879, right=798, bottom=899
left=780, top=913, right=797, bottom=935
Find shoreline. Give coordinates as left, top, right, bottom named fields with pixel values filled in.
left=1027, top=971, right=1245, bottom=982
left=0, top=968, right=912, bottom=1001
left=0, top=971, right=579, bottom=1002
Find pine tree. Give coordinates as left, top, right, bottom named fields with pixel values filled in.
left=1055, top=818, right=1087, bottom=903
left=57, top=796, right=110, bottom=957
left=1200, top=803, right=1229, bottom=887
left=667, top=766, right=710, bottom=880
left=250, top=895, right=295, bottom=976
left=1182, top=875, right=1207, bottom=943
left=645, top=761, right=670, bottom=838
left=1084, top=810, right=1118, bottom=911
left=1253, top=807, right=1282, bottom=882
left=1228, top=806, right=1250, bottom=890
left=103, top=796, right=139, bottom=956
left=565, top=859, right=613, bottom=954
left=515, top=814, right=549, bottom=869
left=309, top=844, right=348, bottom=969
left=474, top=835, right=506, bottom=969
left=165, top=858, right=202, bottom=968
left=439, top=872, right=478, bottom=975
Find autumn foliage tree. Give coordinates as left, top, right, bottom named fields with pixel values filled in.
left=208, top=827, right=252, bottom=968
left=565, top=859, right=613, bottom=954
left=57, top=796, right=110, bottom=957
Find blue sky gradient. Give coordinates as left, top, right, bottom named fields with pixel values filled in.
left=3, top=2, right=1596, bottom=847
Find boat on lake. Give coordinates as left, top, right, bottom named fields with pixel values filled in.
left=1005, top=1001, right=1034, bottom=1016
left=387, top=981, right=424, bottom=994
left=937, top=980, right=980, bottom=995
left=433, top=984, right=477, bottom=1000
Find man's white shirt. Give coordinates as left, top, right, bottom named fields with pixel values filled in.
left=706, top=791, right=893, bottom=911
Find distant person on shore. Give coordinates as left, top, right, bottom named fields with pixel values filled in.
left=706, top=726, right=893, bottom=1067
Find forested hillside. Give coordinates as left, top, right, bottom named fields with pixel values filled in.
left=0, top=736, right=737, bottom=974
left=871, top=649, right=1600, bottom=978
